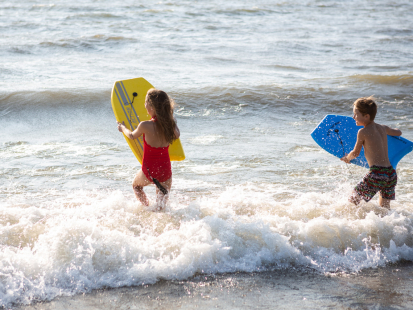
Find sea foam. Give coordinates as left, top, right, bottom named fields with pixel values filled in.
left=1, top=184, right=413, bottom=307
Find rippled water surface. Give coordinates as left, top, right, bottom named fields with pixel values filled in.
left=1, top=0, right=413, bottom=307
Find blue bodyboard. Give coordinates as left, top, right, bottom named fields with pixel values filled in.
left=311, top=115, right=413, bottom=169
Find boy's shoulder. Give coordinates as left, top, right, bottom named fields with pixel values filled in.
left=372, top=122, right=388, bottom=132
left=360, top=122, right=387, bottom=139
left=357, top=125, right=369, bottom=135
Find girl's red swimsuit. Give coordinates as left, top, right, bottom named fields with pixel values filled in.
left=142, top=134, right=172, bottom=183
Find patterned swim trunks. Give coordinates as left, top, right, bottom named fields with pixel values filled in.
left=352, top=165, right=397, bottom=203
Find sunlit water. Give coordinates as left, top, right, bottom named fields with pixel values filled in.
left=1, top=0, right=413, bottom=307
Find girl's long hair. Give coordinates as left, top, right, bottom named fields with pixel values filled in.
left=146, top=88, right=178, bottom=144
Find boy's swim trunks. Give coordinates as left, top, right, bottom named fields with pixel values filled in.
left=353, top=165, right=397, bottom=202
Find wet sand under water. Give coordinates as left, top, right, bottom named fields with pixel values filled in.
left=17, top=262, right=413, bottom=310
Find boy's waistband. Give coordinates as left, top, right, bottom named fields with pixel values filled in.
left=369, top=165, right=395, bottom=172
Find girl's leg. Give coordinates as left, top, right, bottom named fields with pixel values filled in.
left=132, top=170, right=152, bottom=206
left=155, top=177, right=172, bottom=210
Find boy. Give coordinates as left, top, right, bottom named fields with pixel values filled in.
left=341, top=97, right=402, bottom=209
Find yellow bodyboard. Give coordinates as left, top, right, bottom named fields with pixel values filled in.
left=111, top=77, right=185, bottom=164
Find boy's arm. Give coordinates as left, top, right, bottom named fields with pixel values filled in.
left=341, top=129, right=364, bottom=163
left=384, top=125, right=402, bottom=136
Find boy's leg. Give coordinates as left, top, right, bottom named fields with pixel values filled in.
left=378, top=181, right=396, bottom=210
left=378, top=193, right=391, bottom=209
left=377, top=167, right=397, bottom=210
left=350, top=170, right=378, bottom=206
left=349, top=191, right=362, bottom=205
left=132, top=170, right=152, bottom=206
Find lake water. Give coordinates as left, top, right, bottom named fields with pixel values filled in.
left=1, top=0, right=413, bottom=308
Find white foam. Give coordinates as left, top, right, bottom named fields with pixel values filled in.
left=1, top=179, right=413, bottom=307
left=188, top=135, right=224, bottom=145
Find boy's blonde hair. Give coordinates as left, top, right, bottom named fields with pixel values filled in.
left=145, top=88, right=178, bottom=144
left=354, top=96, right=377, bottom=121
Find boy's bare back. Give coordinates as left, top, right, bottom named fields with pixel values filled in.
left=358, top=122, right=391, bottom=167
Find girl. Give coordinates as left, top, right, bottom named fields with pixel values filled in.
left=117, top=89, right=180, bottom=210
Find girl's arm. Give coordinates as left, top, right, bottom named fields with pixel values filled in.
left=117, top=121, right=148, bottom=139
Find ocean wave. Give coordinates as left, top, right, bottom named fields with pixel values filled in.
left=349, top=74, right=413, bottom=86
left=0, top=77, right=412, bottom=118
left=0, top=89, right=111, bottom=111
left=29, top=3, right=55, bottom=10
left=66, top=12, right=122, bottom=19
left=7, top=47, right=32, bottom=55
left=37, top=34, right=138, bottom=51
left=0, top=186, right=412, bottom=307
left=143, top=9, right=174, bottom=14
left=215, top=7, right=275, bottom=15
